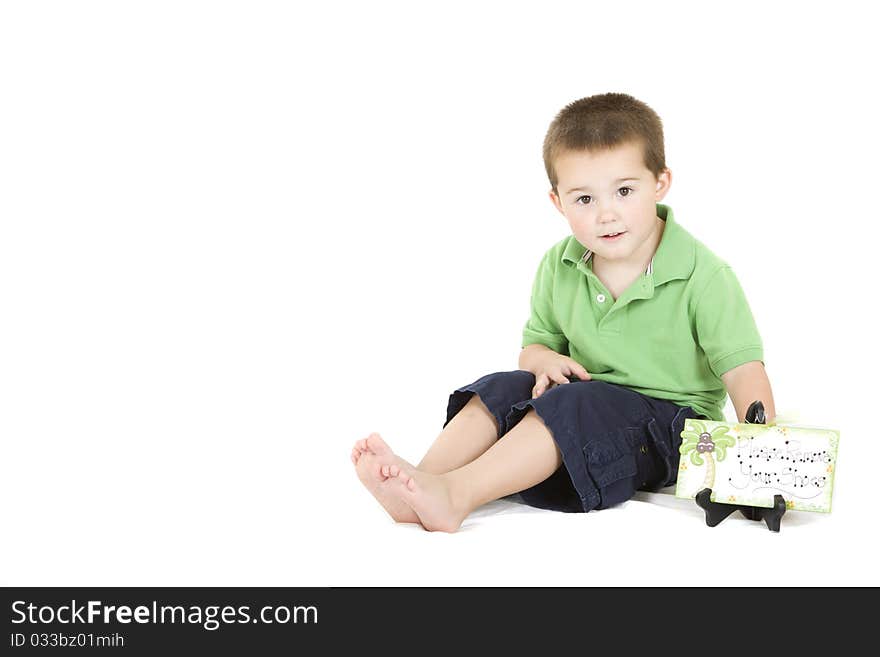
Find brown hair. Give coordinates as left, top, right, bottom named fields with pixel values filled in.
left=543, top=92, right=666, bottom=196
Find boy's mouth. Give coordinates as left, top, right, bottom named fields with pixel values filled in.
left=600, top=231, right=626, bottom=241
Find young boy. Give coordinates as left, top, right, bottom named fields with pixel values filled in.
left=351, top=92, right=775, bottom=532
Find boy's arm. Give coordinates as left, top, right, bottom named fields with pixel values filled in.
left=518, top=343, right=555, bottom=374
left=720, top=360, right=776, bottom=424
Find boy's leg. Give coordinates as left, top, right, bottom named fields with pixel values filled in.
left=416, top=393, right=500, bottom=474
left=386, top=407, right=561, bottom=532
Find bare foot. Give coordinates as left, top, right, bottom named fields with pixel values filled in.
left=386, top=467, right=470, bottom=533
left=351, top=432, right=420, bottom=524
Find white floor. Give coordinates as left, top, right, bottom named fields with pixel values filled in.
left=332, top=478, right=866, bottom=587
left=0, top=448, right=868, bottom=586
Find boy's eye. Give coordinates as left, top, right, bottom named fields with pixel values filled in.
left=574, top=187, right=633, bottom=205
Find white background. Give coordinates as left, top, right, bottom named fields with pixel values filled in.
left=1, top=0, right=877, bottom=586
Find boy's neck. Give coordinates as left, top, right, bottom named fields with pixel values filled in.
left=592, top=214, right=665, bottom=292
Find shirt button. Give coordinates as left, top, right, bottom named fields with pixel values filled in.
left=596, top=294, right=606, bottom=303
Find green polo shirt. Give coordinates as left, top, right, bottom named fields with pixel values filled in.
left=521, top=202, right=763, bottom=421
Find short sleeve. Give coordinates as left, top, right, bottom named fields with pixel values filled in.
left=521, top=249, right=568, bottom=354
left=694, top=266, right=764, bottom=378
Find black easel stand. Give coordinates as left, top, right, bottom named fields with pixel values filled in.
left=695, top=489, right=786, bottom=532
left=693, top=400, right=788, bottom=532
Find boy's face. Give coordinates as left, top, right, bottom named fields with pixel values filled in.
left=549, top=140, right=671, bottom=267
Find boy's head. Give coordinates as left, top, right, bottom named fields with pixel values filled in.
left=543, top=92, right=672, bottom=266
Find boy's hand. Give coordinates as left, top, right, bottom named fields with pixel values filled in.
left=532, top=353, right=591, bottom=398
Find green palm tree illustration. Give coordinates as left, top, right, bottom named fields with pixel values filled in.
left=679, top=420, right=735, bottom=490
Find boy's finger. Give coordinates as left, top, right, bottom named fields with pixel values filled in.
left=567, top=363, right=588, bottom=380
left=565, top=361, right=587, bottom=380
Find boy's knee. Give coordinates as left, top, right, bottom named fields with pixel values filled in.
left=463, top=392, right=494, bottom=421
left=453, top=393, right=499, bottom=435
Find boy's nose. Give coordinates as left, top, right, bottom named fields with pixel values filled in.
left=595, top=204, right=617, bottom=222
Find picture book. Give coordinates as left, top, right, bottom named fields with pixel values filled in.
left=674, top=419, right=839, bottom=512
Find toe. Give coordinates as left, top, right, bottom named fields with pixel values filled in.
left=366, top=433, right=391, bottom=456
left=389, top=464, right=400, bottom=477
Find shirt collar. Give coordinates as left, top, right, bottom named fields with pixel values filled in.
left=560, top=203, right=695, bottom=286
left=578, top=248, right=654, bottom=275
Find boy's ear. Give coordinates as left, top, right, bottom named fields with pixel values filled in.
left=655, top=168, right=672, bottom=200
left=548, top=189, right=566, bottom=216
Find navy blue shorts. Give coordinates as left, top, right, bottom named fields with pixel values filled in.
left=444, top=370, right=705, bottom=513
